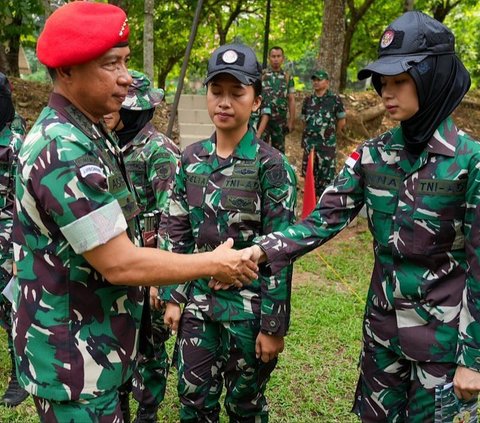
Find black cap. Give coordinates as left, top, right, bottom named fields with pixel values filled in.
left=358, top=11, right=455, bottom=80
left=204, top=43, right=262, bottom=85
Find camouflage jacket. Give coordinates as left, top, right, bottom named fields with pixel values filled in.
left=301, top=90, right=346, bottom=147
left=0, top=114, right=25, bottom=271
left=119, top=122, right=180, bottom=248
left=256, top=117, right=480, bottom=366
left=12, top=93, right=143, bottom=401
left=164, top=128, right=297, bottom=336
left=262, top=68, right=294, bottom=122
left=0, top=113, right=25, bottom=221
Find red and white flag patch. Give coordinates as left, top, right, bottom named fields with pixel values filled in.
left=346, top=151, right=360, bottom=168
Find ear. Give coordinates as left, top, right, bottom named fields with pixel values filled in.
left=56, top=66, right=73, bottom=81
left=252, top=94, right=261, bottom=113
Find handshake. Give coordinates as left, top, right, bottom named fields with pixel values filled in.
left=208, top=238, right=266, bottom=290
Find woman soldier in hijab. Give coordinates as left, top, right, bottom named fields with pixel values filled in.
left=241, top=11, right=479, bottom=422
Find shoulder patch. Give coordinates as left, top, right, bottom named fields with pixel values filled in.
left=267, top=189, right=288, bottom=203
left=155, top=162, right=172, bottom=180
left=265, top=164, right=287, bottom=187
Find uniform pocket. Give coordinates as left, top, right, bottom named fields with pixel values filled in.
left=365, top=187, right=397, bottom=248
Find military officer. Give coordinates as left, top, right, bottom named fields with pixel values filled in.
left=104, top=70, right=180, bottom=423
left=260, top=46, right=295, bottom=153
left=243, top=11, right=479, bottom=423
left=301, top=70, right=346, bottom=198
left=0, top=73, right=28, bottom=407
left=163, top=43, right=297, bottom=422
left=11, top=3, right=257, bottom=421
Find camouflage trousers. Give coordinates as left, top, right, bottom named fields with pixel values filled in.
left=132, top=306, right=170, bottom=407
left=352, top=334, right=478, bottom=422
left=176, top=303, right=277, bottom=423
left=264, top=118, right=288, bottom=153
left=33, top=386, right=123, bottom=423
left=301, top=140, right=336, bottom=199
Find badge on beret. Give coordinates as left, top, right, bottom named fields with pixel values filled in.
left=222, top=50, right=238, bottom=64
left=380, top=30, right=395, bottom=48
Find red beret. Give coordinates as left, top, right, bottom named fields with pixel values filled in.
left=37, top=1, right=129, bottom=68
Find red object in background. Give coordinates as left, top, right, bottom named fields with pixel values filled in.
left=301, top=147, right=317, bottom=219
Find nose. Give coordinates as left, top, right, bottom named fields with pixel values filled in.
left=118, top=64, right=132, bottom=87
left=219, top=94, right=231, bottom=108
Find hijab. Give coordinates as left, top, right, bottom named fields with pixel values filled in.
left=115, top=108, right=155, bottom=147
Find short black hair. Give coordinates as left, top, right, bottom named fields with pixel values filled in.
left=253, top=79, right=262, bottom=97
left=269, top=46, right=284, bottom=56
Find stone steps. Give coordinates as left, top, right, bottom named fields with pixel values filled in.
left=178, top=95, right=215, bottom=149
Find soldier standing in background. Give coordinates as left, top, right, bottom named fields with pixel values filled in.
left=0, top=73, right=28, bottom=408
left=241, top=11, right=480, bottom=422
left=260, top=46, right=295, bottom=153
left=104, top=70, right=180, bottom=423
left=11, top=3, right=256, bottom=421
left=301, top=70, right=346, bottom=199
left=163, top=43, right=297, bottom=422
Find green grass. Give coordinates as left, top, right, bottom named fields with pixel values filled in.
left=0, top=219, right=373, bottom=422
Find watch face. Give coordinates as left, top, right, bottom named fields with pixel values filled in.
left=222, top=50, right=238, bottom=64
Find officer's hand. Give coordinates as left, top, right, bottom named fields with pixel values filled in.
left=255, top=332, right=284, bottom=363
left=164, top=302, right=181, bottom=334
left=211, top=238, right=258, bottom=287
left=209, top=245, right=264, bottom=290
left=453, top=365, right=480, bottom=401
left=149, top=286, right=164, bottom=310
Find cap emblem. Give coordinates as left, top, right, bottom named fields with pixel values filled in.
left=222, top=50, right=238, bottom=64
left=119, top=18, right=128, bottom=37
left=380, top=30, right=395, bottom=48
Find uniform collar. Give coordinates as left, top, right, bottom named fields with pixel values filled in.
left=198, top=127, right=258, bottom=161
left=48, top=92, right=105, bottom=140
left=385, top=116, right=458, bottom=158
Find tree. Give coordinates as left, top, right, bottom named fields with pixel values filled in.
left=317, top=0, right=346, bottom=92
left=0, top=0, right=44, bottom=76
left=143, top=0, right=154, bottom=81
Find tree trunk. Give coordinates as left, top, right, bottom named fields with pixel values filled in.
left=403, top=0, right=415, bottom=12
left=6, top=15, right=21, bottom=77
left=317, top=0, right=346, bottom=93
left=143, top=0, right=154, bottom=82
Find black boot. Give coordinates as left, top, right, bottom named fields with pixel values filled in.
left=119, top=389, right=131, bottom=423
left=1, top=349, right=28, bottom=407
left=133, top=404, right=159, bottom=423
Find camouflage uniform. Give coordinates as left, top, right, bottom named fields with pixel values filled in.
left=0, top=113, right=25, bottom=335
left=164, top=128, right=296, bottom=422
left=261, top=68, right=294, bottom=153
left=12, top=93, right=143, bottom=408
left=301, top=90, right=346, bottom=198
left=249, top=96, right=271, bottom=136
left=121, top=121, right=180, bottom=409
left=256, top=118, right=480, bottom=422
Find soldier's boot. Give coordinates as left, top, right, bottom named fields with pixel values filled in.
left=119, top=390, right=131, bottom=423
left=133, top=404, right=159, bottom=423
left=1, top=349, right=29, bottom=407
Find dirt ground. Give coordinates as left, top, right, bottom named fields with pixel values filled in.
left=10, top=76, right=480, bottom=215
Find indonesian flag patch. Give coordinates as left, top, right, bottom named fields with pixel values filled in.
left=346, top=151, right=360, bottom=168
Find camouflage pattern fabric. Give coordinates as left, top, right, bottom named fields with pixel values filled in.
left=12, top=93, right=143, bottom=402
left=248, top=96, right=271, bottom=136
left=301, top=90, right=346, bottom=197
left=33, top=385, right=123, bottom=422
left=261, top=68, right=295, bottom=153
left=351, top=332, right=469, bottom=422
left=176, top=304, right=277, bottom=422
left=0, top=113, right=25, bottom=333
left=122, top=69, right=164, bottom=111
left=433, top=382, right=477, bottom=423
left=255, top=117, right=480, bottom=419
left=164, top=128, right=296, bottom=420
left=119, top=120, right=180, bottom=407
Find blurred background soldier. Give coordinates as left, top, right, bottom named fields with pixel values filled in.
left=0, top=72, right=28, bottom=408
left=104, top=70, right=180, bottom=423
left=301, top=70, right=346, bottom=199
left=261, top=46, right=295, bottom=153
